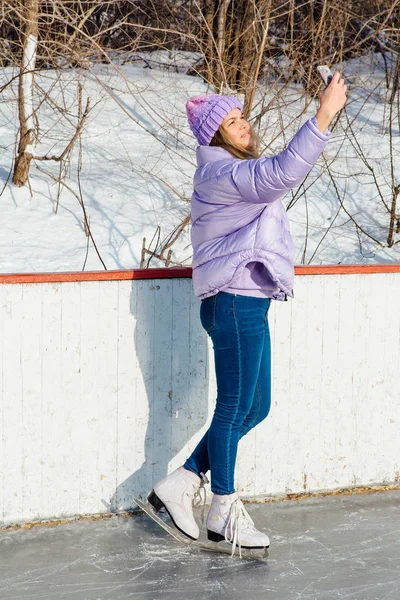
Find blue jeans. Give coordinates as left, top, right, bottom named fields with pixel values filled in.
left=184, top=291, right=271, bottom=495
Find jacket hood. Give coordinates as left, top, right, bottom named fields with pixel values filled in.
left=196, top=145, right=235, bottom=167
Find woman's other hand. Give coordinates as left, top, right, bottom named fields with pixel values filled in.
left=315, top=71, right=347, bottom=133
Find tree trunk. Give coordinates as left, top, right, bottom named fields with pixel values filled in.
left=13, top=0, right=38, bottom=187
left=389, top=52, right=399, bottom=106
left=200, top=0, right=271, bottom=104
left=386, top=81, right=399, bottom=248
left=215, top=0, right=231, bottom=91
left=243, top=0, right=271, bottom=117
left=203, top=0, right=217, bottom=85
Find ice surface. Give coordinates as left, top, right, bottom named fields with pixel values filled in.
left=0, top=490, right=399, bottom=600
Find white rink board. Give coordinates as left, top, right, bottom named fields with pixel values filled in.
left=1, top=273, right=399, bottom=525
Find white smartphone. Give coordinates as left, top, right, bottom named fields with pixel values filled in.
left=317, top=65, right=334, bottom=87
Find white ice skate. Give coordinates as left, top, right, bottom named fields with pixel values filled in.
left=135, top=473, right=269, bottom=560
left=146, top=466, right=208, bottom=540
left=207, top=492, right=270, bottom=557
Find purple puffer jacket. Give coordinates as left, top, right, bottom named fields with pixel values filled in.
left=190, top=116, right=331, bottom=300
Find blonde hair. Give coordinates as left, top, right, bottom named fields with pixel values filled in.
left=210, top=122, right=261, bottom=160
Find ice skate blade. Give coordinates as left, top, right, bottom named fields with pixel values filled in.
left=134, top=498, right=268, bottom=560
left=196, top=540, right=269, bottom=560
left=134, top=497, right=191, bottom=545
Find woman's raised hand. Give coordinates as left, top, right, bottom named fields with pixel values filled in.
left=315, top=71, right=347, bottom=133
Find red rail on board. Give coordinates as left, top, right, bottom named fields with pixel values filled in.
left=0, top=264, right=400, bottom=284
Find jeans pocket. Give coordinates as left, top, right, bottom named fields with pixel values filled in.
left=200, top=295, right=216, bottom=333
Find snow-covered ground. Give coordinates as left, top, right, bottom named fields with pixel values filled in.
left=0, top=50, right=399, bottom=274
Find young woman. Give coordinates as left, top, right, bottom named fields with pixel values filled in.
left=146, top=73, right=347, bottom=552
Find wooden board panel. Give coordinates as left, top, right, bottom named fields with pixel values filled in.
left=1, top=273, right=399, bottom=525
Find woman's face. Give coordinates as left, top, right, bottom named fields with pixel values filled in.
left=220, top=108, right=252, bottom=149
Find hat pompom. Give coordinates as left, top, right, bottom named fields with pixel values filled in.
left=185, top=95, right=210, bottom=129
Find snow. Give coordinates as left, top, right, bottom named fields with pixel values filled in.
left=0, top=50, right=399, bottom=274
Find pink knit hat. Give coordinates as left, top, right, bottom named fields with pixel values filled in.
left=186, top=94, right=243, bottom=146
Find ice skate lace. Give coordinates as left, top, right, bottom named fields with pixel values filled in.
left=192, top=472, right=209, bottom=525
left=225, top=498, right=256, bottom=558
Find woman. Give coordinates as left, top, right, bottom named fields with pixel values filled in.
left=146, top=73, right=347, bottom=552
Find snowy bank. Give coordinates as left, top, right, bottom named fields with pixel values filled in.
left=1, top=51, right=400, bottom=274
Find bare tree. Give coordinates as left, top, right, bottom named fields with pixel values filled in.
left=13, top=0, right=38, bottom=187
left=1, top=0, right=399, bottom=268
